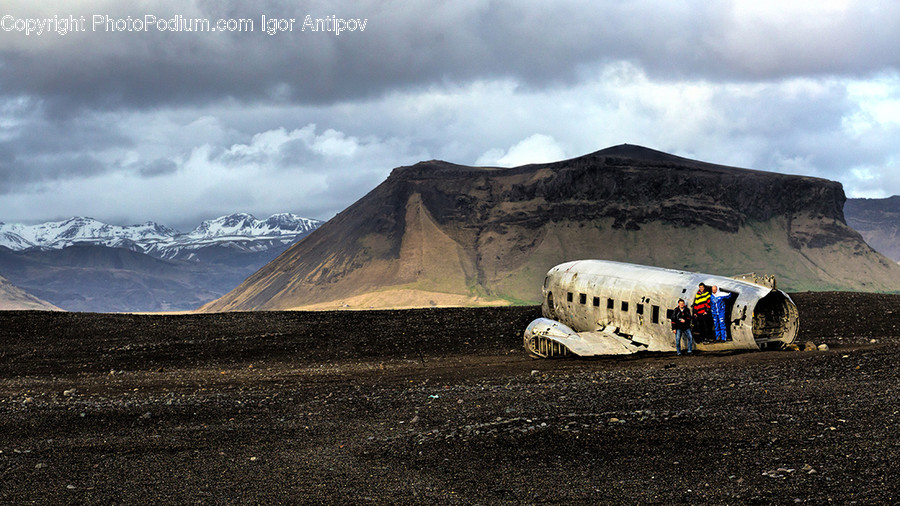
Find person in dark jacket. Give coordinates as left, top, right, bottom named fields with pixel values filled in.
left=670, top=298, right=693, bottom=355
left=692, top=283, right=713, bottom=343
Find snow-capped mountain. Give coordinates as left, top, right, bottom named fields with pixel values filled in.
left=0, top=217, right=178, bottom=251
left=0, top=213, right=322, bottom=260
left=0, top=213, right=322, bottom=312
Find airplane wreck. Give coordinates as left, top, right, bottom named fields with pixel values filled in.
left=524, top=260, right=799, bottom=357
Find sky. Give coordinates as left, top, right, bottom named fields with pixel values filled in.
left=1, top=0, right=899, bottom=232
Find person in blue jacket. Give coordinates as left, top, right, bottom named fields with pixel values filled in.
left=710, top=285, right=733, bottom=341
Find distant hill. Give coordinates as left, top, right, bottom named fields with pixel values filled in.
left=844, top=196, right=900, bottom=263
left=0, top=274, right=60, bottom=311
left=201, top=145, right=900, bottom=312
left=0, top=213, right=321, bottom=312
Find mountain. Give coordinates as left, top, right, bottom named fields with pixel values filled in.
left=0, top=213, right=321, bottom=260
left=0, top=245, right=230, bottom=312
left=0, top=274, right=61, bottom=311
left=201, top=144, right=900, bottom=312
left=844, top=196, right=900, bottom=263
left=0, top=213, right=321, bottom=312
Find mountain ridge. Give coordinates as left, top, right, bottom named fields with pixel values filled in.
left=0, top=212, right=323, bottom=312
left=201, top=145, right=900, bottom=312
left=0, top=274, right=61, bottom=311
left=844, top=196, right=900, bottom=263
left=0, top=213, right=322, bottom=261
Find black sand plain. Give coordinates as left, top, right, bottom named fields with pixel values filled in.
left=1, top=292, right=898, bottom=503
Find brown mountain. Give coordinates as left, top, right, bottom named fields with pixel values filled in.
left=844, top=196, right=900, bottom=263
left=201, top=145, right=900, bottom=311
left=0, top=274, right=61, bottom=311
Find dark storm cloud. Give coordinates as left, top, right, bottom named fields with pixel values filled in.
left=1, top=0, right=898, bottom=226
left=135, top=158, right=178, bottom=177
left=0, top=108, right=130, bottom=186
left=2, top=1, right=899, bottom=113
left=0, top=152, right=105, bottom=189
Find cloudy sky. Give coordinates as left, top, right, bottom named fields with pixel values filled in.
left=1, top=0, right=899, bottom=231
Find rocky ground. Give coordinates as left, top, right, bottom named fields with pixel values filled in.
left=1, top=291, right=898, bottom=503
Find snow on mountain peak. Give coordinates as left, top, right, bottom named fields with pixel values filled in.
left=0, top=213, right=322, bottom=254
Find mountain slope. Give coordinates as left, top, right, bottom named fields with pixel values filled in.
left=0, top=275, right=61, bottom=311
left=844, top=196, right=900, bottom=262
left=0, top=245, right=229, bottom=312
left=201, top=145, right=900, bottom=312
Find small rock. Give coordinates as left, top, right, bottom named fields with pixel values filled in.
left=66, top=485, right=76, bottom=490
left=35, top=463, right=48, bottom=469
left=609, top=417, right=620, bottom=423
left=803, top=341, right=817, bottom=352
left=870, top=339, right=878, bottom=344
left=23, top=397, right=34, bottom=404
left=817, top=344, right=829, bottom=351
left=249, top=456, right=258, bottom=461
left=141, top=412, right=152, bottom=419
left=409, top=415, right=419, bottom=424
left=531, top=370, right=539, bottom=376
left=63, top=389, right=76, bottom=397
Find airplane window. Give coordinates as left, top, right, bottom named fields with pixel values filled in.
left=593, top=296, right=600, bottom=307
left=579, top=293, right=587, bottom=304
left=567, top=292, right=573, bottom=302
left=636, top=303, right=644, bottom=315
left=621, top=301, right=629, bottom=312
left=607, top=298, right=614, bottom=309
left=652, top=305, right=660, bottom=323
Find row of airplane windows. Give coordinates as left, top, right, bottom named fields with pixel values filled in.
left=565, top=291, right=663, bottom=324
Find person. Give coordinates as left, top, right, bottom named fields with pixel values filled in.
left=692, top=283, right=713, bottom=343
left=710, top=285, right=733, bottom=342
left=670, top=298, right=693, bottom=355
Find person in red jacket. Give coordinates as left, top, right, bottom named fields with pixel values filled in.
left=692, top=283, right=713, bottom=343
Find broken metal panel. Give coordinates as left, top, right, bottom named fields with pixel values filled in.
left=524, top=318, right=644, bottom=357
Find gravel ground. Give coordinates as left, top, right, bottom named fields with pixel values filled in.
left=1, top=292, right=899, bottom=503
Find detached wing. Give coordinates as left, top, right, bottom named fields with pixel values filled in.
left=524, top=318, right=649, bottom=357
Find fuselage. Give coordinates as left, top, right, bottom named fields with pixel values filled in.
left=527, top=260, right=799, bottom=356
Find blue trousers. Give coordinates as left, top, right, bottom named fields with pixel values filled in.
left=713, top=313, right=728, bottom=341
left=675, top=329, right=693, bottom=354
